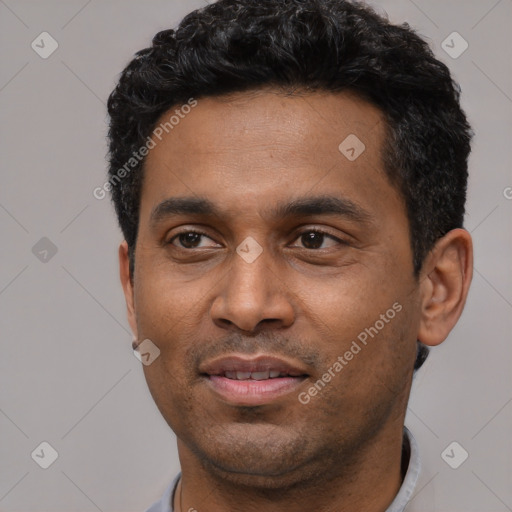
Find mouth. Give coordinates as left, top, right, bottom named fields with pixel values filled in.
left=200, top=355, right=309, bottom=406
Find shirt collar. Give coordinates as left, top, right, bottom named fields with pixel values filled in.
left=385, top=427, right=421, bottom=512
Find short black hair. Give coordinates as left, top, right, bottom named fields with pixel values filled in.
left=107, top=0, right=473, bottom=370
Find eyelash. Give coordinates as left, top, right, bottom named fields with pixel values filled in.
left=167, top=228, right=347, bottom=249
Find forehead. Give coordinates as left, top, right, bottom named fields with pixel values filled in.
left=146, top=89, right=384, bottom=162
left=140, top=89, right=400, bottom=223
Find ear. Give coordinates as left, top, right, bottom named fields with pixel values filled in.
left=119, top=241, right=138, bottom=340
left=417, top=228, right=473, bottom=346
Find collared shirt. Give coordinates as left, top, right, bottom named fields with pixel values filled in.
left=146, top=427, right=422, bottom=512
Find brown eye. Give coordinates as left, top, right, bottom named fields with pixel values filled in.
left=169, top=231, right=219, bottom=249
left=301, top=232, right=325, bottom=249
left=292, top=230, right=344, bottom=250
left=177, top=232, right=202, bottom=248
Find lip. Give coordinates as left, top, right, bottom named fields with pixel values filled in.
left=200, top=354, right=309, bottom=406
left=200, top=354, right=308, bottom=376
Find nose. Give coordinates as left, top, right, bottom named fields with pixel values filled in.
left=210, top=246, right=295, bottom=333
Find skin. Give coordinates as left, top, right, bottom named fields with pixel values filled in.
left=119, top=89, right=473, bottom=512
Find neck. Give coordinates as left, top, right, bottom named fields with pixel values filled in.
left=174, top=421, right=406, bottom=512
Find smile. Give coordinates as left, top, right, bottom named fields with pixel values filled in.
left=200, top=354, right=309, bottom=406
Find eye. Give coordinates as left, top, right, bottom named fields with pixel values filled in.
left=291, top=230, right=346, bottom=250
left=168, top=230, right=220, bottom=249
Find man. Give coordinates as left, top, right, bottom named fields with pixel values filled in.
left=106, top=1, right=473, bottom=510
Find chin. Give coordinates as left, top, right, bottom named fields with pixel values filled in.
left=189, top=425, right=312, bottom=482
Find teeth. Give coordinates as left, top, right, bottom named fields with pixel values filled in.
left=223, top=370, right=291, bottom=380
left=251, top=370, right=270, bottom=380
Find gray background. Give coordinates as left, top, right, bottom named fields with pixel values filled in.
left=0, top=0, right=511, bottom=510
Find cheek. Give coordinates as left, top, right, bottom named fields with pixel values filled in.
left=314, top=310, right=414, bottom=415
left=293, top=266, right=403, bottom=333
left=134, top=266, right=199, bottom=415
left=141, top=360, right=195, bottom=439
left=133, top=257, right=207, bottom=336
left=299, top=270, right=418, bottom=380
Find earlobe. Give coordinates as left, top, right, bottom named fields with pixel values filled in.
left=119, top=241, right=138, bottom=339
left=417, top=229, right=473, bottom=347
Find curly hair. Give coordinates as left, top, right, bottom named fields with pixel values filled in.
left=107, top=0, right=473, bottom=370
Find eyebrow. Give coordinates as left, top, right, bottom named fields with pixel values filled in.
left=149, top=195, right=372, bottom=227
left=150, top=197, right=221, bottom=227
left=272, top=195, right=372, bottom=224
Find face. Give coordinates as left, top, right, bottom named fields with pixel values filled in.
left=123, top=90, right=424, bottom=487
